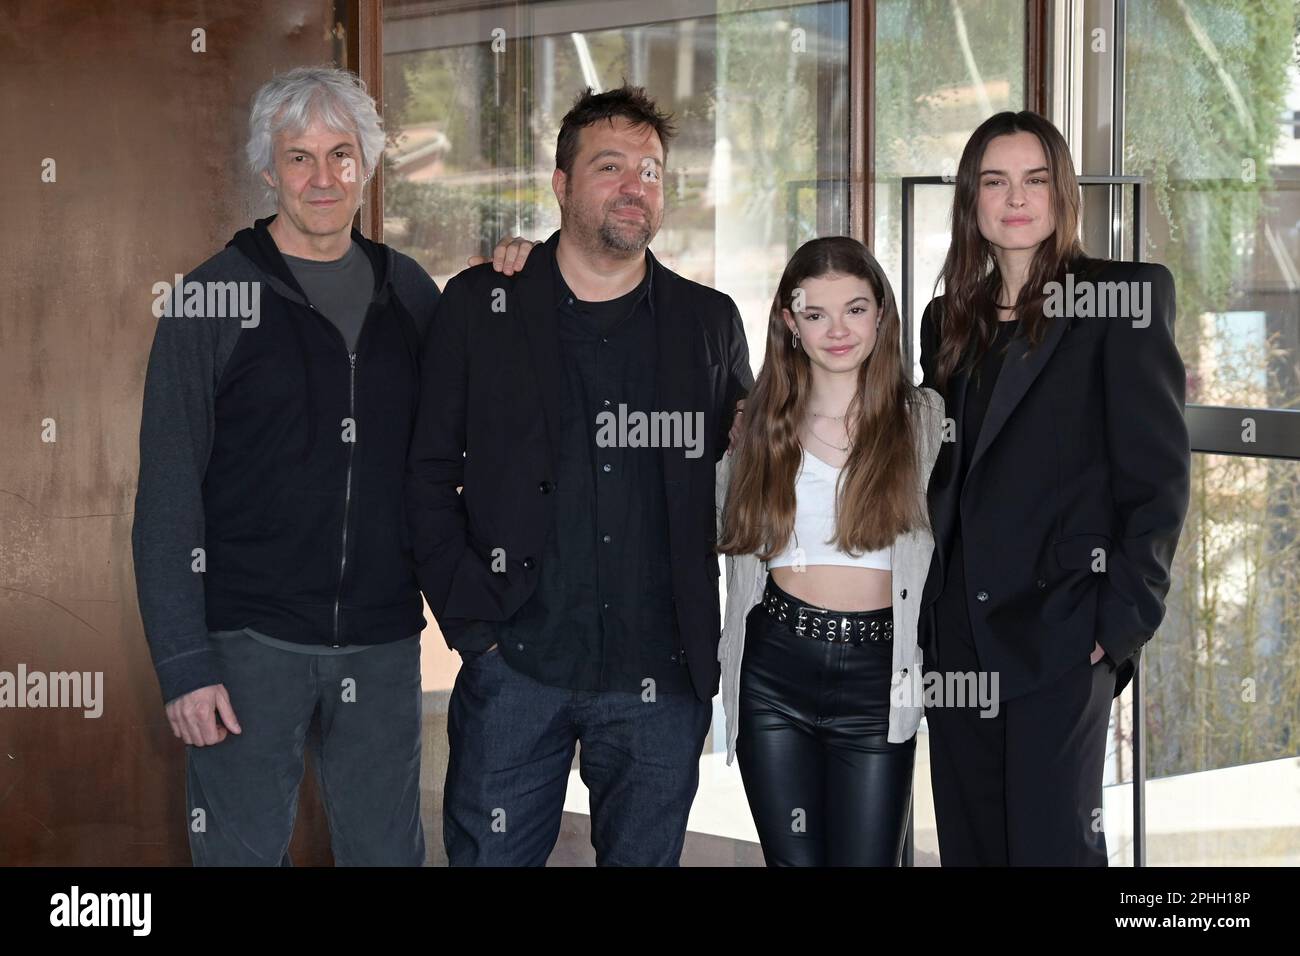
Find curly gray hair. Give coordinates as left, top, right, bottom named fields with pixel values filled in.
left=245, top=65, right=386, bottom=197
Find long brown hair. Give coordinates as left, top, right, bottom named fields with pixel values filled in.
left=934, top=111, right=1086, bottom=390
left=718, top=237, right=926, bottom=559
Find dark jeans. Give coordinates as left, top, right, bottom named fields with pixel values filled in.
left=736, top=595, right=916, bottom=866
left=186, top=631, right=424, bottom=866
left=443, top=646, right=712, bottom=866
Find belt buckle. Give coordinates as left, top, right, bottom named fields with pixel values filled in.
left=800, top=606, right=821, bottom=642
left=798, top=605, right=824, bottom=639
left=794, top=607, right=808, bottom=636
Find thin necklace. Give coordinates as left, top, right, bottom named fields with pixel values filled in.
left=808, top=420, right=850, bottom=453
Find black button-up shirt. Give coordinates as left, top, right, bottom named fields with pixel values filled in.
left=488, top=253, right=690, bottom=695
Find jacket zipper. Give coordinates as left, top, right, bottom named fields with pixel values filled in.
left=332, top=351, right=357, bottom=646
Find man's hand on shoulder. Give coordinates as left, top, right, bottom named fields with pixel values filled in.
left=465, top=236, right=537, bottom=276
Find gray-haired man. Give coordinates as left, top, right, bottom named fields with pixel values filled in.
left=132, top=66, right=439, bottom=865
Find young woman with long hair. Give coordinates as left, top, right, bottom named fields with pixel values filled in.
left=917, top=111, right=1190, bottom=865
left=716, top=237, right=944, bottom=866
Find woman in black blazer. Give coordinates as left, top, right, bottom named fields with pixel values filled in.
left=917, top=111, right=1191, bottom=865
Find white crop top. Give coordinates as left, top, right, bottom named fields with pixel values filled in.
left=767, top=448, right=892, bottom=571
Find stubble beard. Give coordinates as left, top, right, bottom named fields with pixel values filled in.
left=565, top=188, right=657, bottom=257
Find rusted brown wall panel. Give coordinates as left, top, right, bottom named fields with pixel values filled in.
left=0, top=0, right=343, bottom=866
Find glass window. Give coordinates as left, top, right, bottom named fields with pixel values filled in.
left=1124, top=0, right=1300, bottom=412
left=382, top=0, right=850, bottom=344
left=1143, top=453, right=1300, bottom=865
left=1116, top=0, right=1300, bottom=865
left=873, top=0, right=1026, bottom=383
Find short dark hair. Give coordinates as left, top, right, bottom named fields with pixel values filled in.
left=554, top=84, right=676, bottom=177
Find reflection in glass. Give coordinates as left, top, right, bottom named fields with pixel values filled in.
left=873, top=0, right=1026, bottom=381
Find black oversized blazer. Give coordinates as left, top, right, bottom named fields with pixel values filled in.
left=405, top=230, right=753, bottom=702
left=918, top=259, right=1191, bottom=699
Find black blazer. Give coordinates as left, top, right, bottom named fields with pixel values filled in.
left=405, top=231, right=753, bottom=701
left=919, top=259, right=1191, bottom=699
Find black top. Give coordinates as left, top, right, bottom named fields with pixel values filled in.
left=943, top=316, right=1021, bottom=571
left=482, top=254, right=690, bottom=694
left=957, top=317, right=1021, bottom=497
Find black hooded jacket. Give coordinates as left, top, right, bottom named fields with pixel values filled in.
left=132, top=216, right=439, bottom=702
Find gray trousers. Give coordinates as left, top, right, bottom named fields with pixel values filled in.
left=186, top=630, right=425, bottom=866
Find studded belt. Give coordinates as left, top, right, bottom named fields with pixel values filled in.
left=761, top=578, right=893, bottom=645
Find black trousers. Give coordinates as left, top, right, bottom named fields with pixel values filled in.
left=736, top=580, right=914, bottom=866
left=925, top=537, right=1116, bottom=866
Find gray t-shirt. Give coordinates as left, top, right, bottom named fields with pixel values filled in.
left=282, top=241, right=374, bottom=353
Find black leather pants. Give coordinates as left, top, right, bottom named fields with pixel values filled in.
left=736, top=578, right=915, bottom=866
